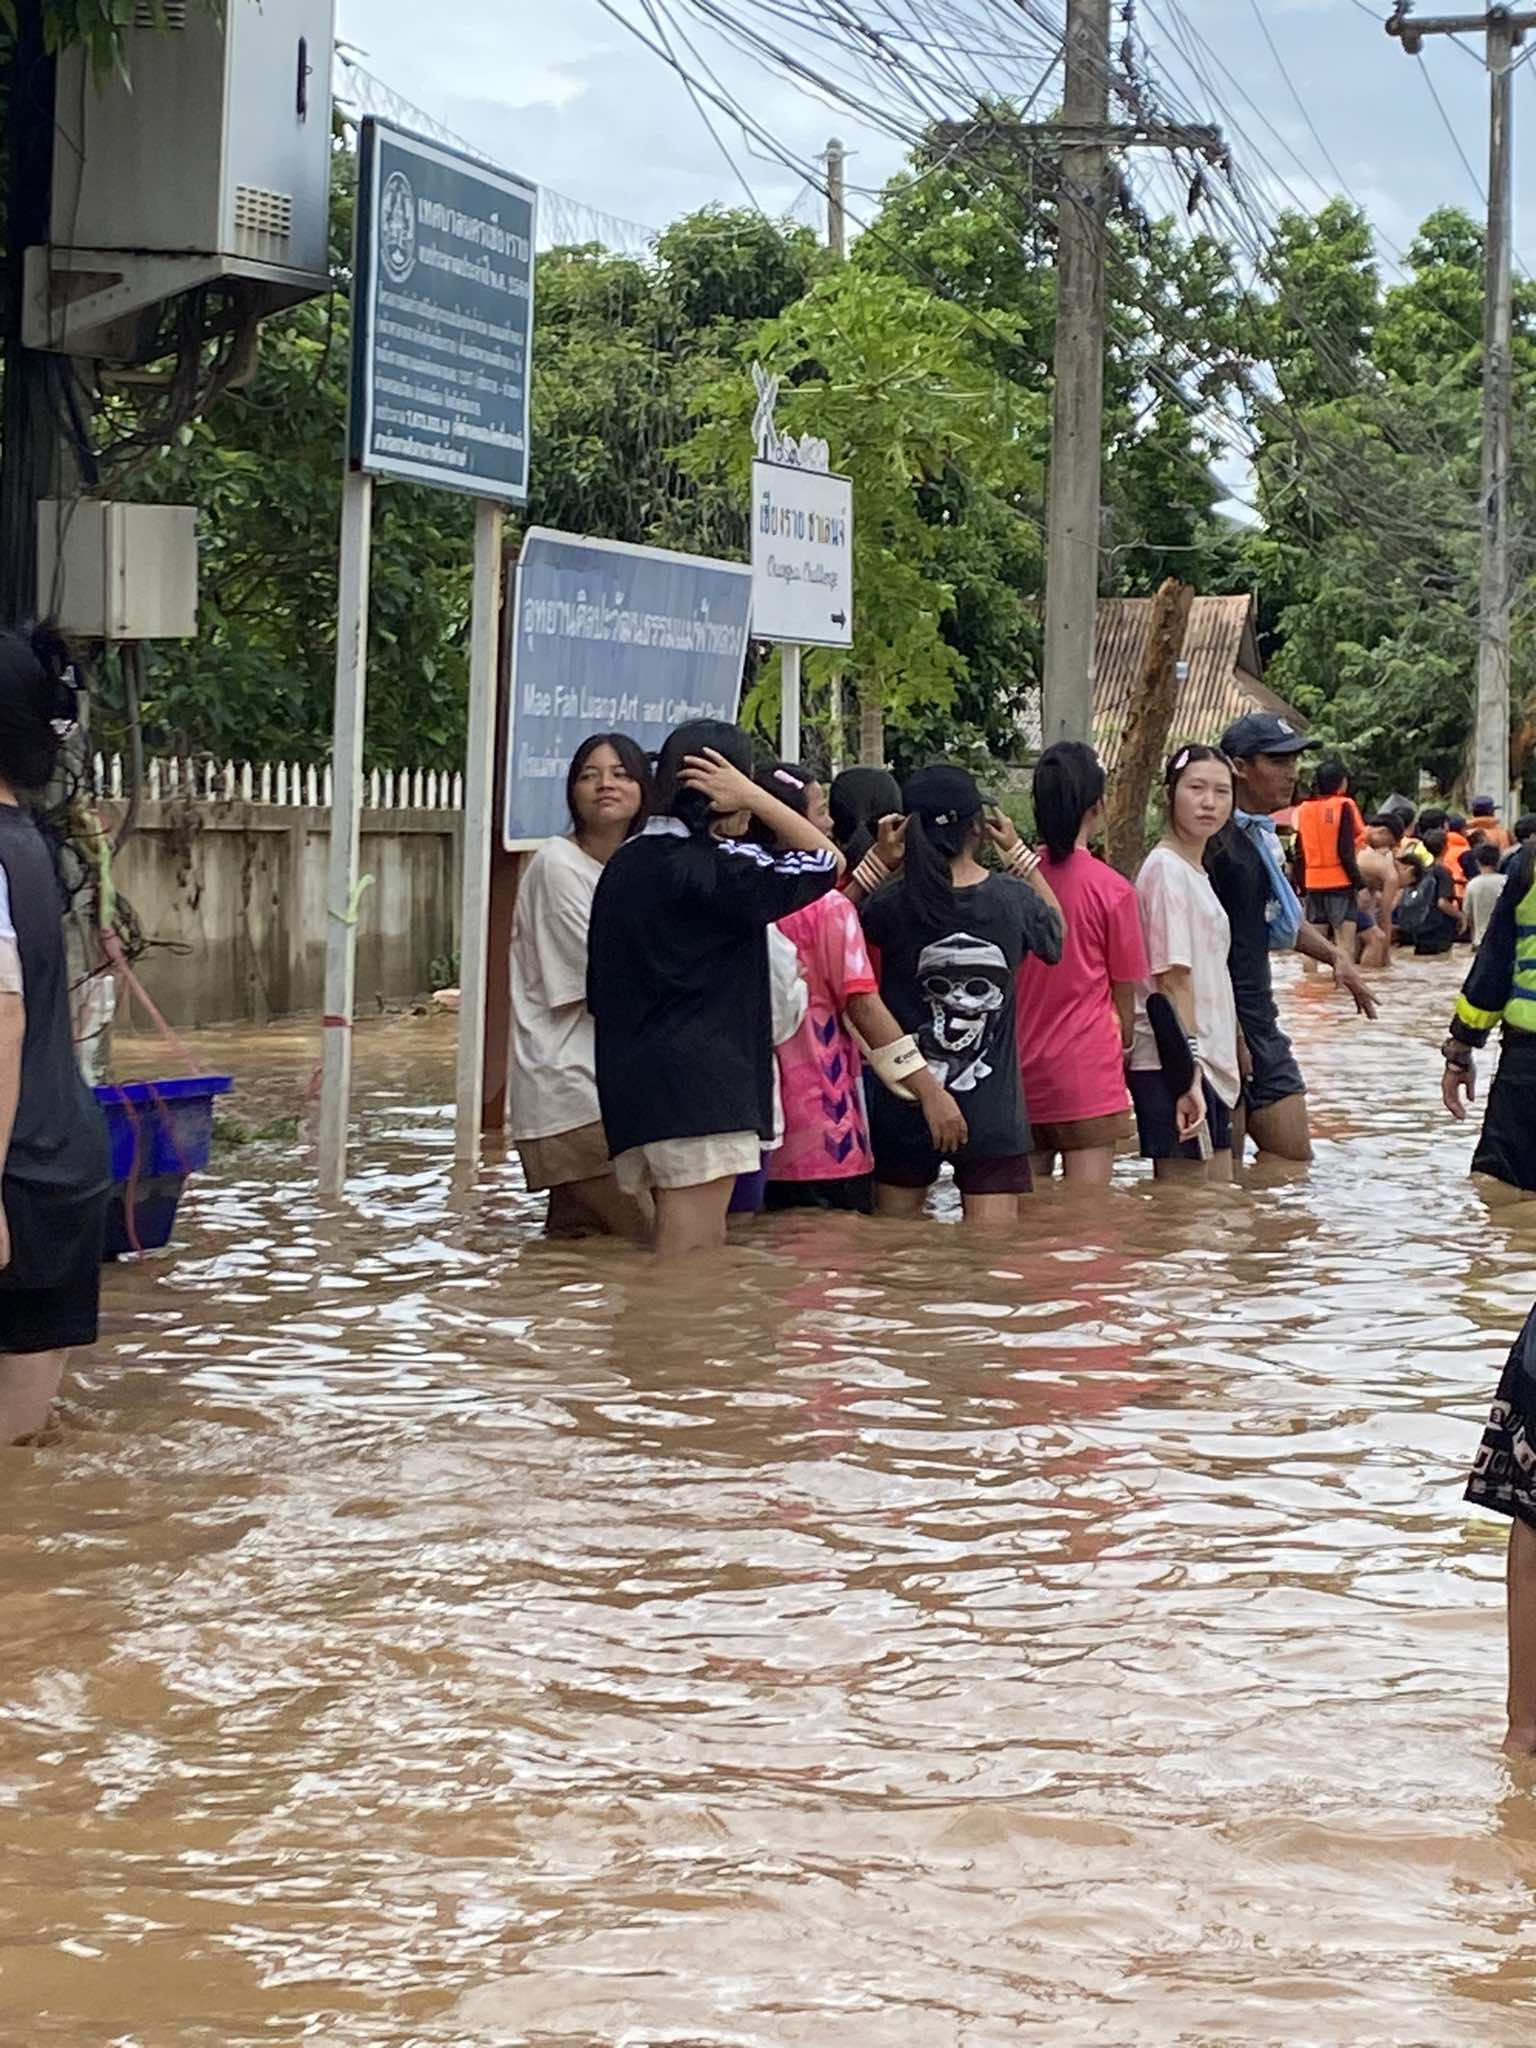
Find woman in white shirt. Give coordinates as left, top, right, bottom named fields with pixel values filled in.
left=509, top=733, right=653, bottom=1235
left=1128, top=745, right=1241, bottom=1183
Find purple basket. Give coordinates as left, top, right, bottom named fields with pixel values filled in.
left=93, top=1075, right=233, bottom=1255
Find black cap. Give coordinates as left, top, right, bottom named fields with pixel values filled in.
left=1219, top=711, right=1312, bottom=760
left=903, top=763, right=989, bottom=826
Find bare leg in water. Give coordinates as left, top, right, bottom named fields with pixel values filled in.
left=1507, top=1520, right=1536, bottom=1755
left=0, top=1350, right=67, bottom=1444
left=652, top=1177, right=735, bottom=1258
left=546, top=1174, right=650, bottom=1241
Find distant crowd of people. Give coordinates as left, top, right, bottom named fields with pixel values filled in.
left=505, top=708, right=1388, bottom=1258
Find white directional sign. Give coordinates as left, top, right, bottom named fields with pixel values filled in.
left=750, top=457, right=854, bottom=649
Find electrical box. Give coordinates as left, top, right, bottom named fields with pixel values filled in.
left=32, top=0, right=335, bottom=357
left=37, top=502, right=199, bottom=642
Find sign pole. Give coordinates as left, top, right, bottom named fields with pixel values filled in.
left=318, top=467, right=373, bottom=1195
left=780, top=642, right=803, bottom=762
left=455, top=496, right=504, bottom=1162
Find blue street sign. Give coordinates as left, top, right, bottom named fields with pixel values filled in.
left=350, top=118, right=536, bottom=503
left=504, top=529, right=753, bottom=846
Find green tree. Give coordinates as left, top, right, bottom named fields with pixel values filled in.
left=682, top=262, right=1044, bottom=768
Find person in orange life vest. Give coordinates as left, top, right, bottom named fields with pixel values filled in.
left=1472, top=794, right=1516, bottom=855
left=1443, top=813, right=1475, bottom=907
left=1291, top=757, right=1367, bottom=963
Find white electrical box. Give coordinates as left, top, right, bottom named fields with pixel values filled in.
left=33, top=0, right=334, bottom=357
left=37, top=502, right=199, bottom=642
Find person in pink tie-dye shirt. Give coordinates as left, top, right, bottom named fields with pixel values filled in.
left=758, top=763, right=966, bottom=1213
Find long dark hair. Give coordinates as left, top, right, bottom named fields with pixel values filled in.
left=653, top=718, right=753, bottom=837
left=1034, top=740, right=1105, bottom=861
left=0, top=624, right=74, bottom=794
left=830, top=766, right=901, bottom=866
left=902, top=810, right=979, bottom=934
left=565, top=731, right=653, bottom=837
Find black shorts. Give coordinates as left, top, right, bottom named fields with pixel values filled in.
left=1306, top=889, right=1356, bottom=930
left=1242, top=1017, right=1306, bottom=1115
left=764, top=1174, right=874, bottom=1215
left=875, top=1147, right=1033, bottom=1196
left=1472, top=1031, right=1536, bottom=1193
left=1466, top=1305, right=1536, bottom=1532
left=1128, top=1071, right=1234, bottom=1161
left=0, top=1181, right=108, bottom=1355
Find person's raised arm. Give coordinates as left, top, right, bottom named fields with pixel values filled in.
left=680, top=749, right=844, bottom=868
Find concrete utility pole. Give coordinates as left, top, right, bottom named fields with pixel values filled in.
left=825, top=136, right=847, bottom=262
left=1044, top=0, right=1112, bottom=751
left=933, top=15, right=1222, bottom=750
left=1387, top=5, right=1536, bottom=813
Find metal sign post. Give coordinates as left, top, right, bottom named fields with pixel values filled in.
left=320, top=115, right=536, bottom=1189
left=317, top=468, right=373, bottom=1195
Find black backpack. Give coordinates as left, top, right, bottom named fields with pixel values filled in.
left=1397, top=869, right=1441, bottom=939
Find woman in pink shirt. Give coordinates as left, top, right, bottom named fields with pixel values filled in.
left=1016, top=742, right=1149, bottom=1185
left=759, top=763, right=966, bottom=1212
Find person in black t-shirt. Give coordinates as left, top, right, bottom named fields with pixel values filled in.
left=860, top=764, right=1064, bottom=1228
left=1411, top=828, right=1462, bottom=956
left=1208, top=714, right=1379, bottom=1165
left=587, top=719, right=843, bottom=1258
left=0, top=627, right=112, bottom=1445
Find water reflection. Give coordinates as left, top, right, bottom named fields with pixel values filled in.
left=4, top=957, right=1535, bottom=2045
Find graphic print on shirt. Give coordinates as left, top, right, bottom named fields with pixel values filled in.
left=917, top=932, right=1011, bottom=1093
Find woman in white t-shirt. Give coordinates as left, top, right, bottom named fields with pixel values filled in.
left=1128, top=745, right=1240, bottom=1182
left=509, top=733, right=654, bottom=1235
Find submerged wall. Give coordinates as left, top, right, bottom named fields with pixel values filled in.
left=100, top=768, right=463, bottom=1027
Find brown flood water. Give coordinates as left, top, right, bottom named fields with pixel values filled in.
left=7, top=955, right=1536, bottom=2046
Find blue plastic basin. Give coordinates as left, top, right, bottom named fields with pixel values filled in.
left=93, top=1075, right=233, bottom=1255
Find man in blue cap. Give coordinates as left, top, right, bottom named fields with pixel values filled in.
left=1206, top=712, right=1378, bottom=1163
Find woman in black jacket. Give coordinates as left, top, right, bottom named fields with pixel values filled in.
left=0, top=627, right=111, bottom=1443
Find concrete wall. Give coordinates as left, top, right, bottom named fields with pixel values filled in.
left=104, top=799, right=462, bottom=1027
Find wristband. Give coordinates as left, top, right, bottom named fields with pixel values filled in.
left=852, top=851, right=889, bottom=895
left=1441, top=1037, right=1474, bottom=1070
left=867, top=1032, right=926, bottom=1101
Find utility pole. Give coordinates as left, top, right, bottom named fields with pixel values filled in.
left=1044, top=0, right=1111, bottom=750
left=824, top=135, right=848, bottom=769
left=1388, top=5, right=1536, bottom=813
left=929, top=21, right=1222, bottom=751
left=825, top=136, right=847, bottom=262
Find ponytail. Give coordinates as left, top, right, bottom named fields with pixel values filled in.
left=901, top=808, right=976, bottom=934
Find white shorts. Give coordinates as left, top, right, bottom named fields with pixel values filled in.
left=613, top=1131, right=761, bottom=1194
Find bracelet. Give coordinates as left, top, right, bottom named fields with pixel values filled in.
left=1006, top=842, right=1042, bottom=879
left=1441, top=1037, right=1474, bottom=1069
left=851, top=851, right=889, bottom=894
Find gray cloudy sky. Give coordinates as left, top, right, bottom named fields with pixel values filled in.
left=335, top=0, right=1536, bottom=271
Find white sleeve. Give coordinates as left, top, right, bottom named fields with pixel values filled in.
left=767, top=926, right=808, bottom=1045
left=0, top=865, right=20, bottom=998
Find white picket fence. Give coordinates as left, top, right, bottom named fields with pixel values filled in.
left=89, top=753, right=465, bottom=811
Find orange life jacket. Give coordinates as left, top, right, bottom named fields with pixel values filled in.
left=1296, top=796, right=1363, bottom=892
left=1445, top=830, right=1471, bottom=903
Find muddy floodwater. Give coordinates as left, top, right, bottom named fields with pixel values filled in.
left=8, top=955, right=1536, bottom=2046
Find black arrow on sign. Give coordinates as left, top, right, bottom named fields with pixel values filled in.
left=830, top=610, right=847, bottom=627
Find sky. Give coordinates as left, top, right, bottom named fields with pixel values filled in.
left=333, top=0, right=1536, bottom=276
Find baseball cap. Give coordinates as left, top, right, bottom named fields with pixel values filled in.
left=1219, top=712, right=1312, bottom=760
left=1473, top=794, right=1497, bottom=815
left=903, top=763, right=990, bottom=826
